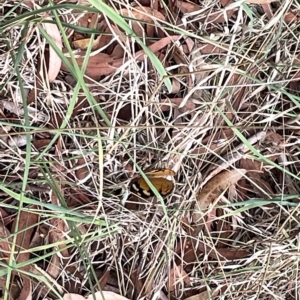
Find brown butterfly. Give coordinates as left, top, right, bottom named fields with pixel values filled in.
left=130, top=169, right=175, bottom=197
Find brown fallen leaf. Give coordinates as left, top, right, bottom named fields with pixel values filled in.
left=284, top=12, right=300, bottom=23
left=61, top=36, right=181, bottom=80
left=183, top=287, right=225, bottom=300
left=244, top=0, right=276, bottom=3
left=61, top=52, right=116, bottom=80
left=63, top=294, right=85, bottom=300
left=42, top=19, right=62, bottom=82
left=261, top=3, right=273, bottom=19
left=137, top=35, right=181, bottom=58
left=195, top=169, right=247, bottom=211
left=48, top=195, right=70, bottom=278
left=119, top=6, right=165, bottom=38
left=111, top=43, right=125, bottom=58
left=198, top=43, right=228, bottom=55
left=32, top=139, right=53, bottom=150
left=75, top=158, right=89, bottom=181
left=12, top=210, right=38, bottom=300
left=198, top=0, right=236, bottom=24
left=192, top=169, right=247, bottom=234
left=96, top=22, right=127, bottom=50
left=98, top=267, right=111, bottom=290
left=182, top=239, right=249, bottom=264
left=175, top=1, right=200, bottom=13
left=169, top=264, right=191, bottom=293
left=0, top=222, right=12, bottom=259
left=239, top=159, right=274, bottom=198
left=160, top=98, right=196, bottom=114
left=86, top=291, right=130, bottom=300
left=130, top=268, right=144, bottom=299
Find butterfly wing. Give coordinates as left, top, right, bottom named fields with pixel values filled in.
left=131, top=177, right=174, bottom=197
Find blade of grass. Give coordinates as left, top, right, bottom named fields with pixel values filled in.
left=4, top=22, right=33, bottom=300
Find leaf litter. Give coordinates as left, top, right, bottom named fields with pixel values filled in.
left=1, top=0, right=300, bottom=299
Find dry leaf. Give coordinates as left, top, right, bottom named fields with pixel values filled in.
left=217, top=247, right=249, bottom=260
left=8, top=135, right=30, bottom=148
left=61, top=52, right=120, bottom=80
left=32, top=139, right=53, bottom=150
left=12, top=210, right=38, bottom=300
left=261, top=3, right=273, bottom=19
left=99, top=268, right=111, bottom=289
left=239, top=158, right=276, bottom=198
left=284, top=12, right=300, bottom=23
left=169, top=265, right=191, bottom=292
left=63, top=294, right=86, bottom=300
left=160, top=98, right=196, bottom=114
left=0, top=222, right=12, bottom=258
left=176, top=1, right=200, bottom=13
left=184, top=288, right=221, bottom=300
left=196, top=0, right=236, bottom=24
left=192, top=169, right=247, bottom=233
left=195, top=169, right=247, bottom=211
left=198, top=43, right=228, bottom=55
left=87, top=291, right=130, bottom=300
left=130, top=268, right=144, bottom=298
left=244, top=0, right=276, bottom=3
left=184, top=291, right=211, bottom=300
left=75, top=158, right=89, bottom=181
left=62, top=36, right=181, bottom=80
left=0, top=100, right=48, bottom=122
left=42, top=20, right=62, bottom=82
left=110, top=44, right=125, bottom=58
left=119, top=6, right=165, bottom=37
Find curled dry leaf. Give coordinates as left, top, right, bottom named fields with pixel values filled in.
left=42, top=19, right=62, bottom=82
left=192, top=169, right=247, bottom=232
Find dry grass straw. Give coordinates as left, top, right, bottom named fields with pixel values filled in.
left=1, top=0, right=300, bottom=299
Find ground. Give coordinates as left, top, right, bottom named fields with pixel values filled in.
left=0, top=0, right=300, bottom=299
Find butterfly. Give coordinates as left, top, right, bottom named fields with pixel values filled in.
left=130, top=169, right=175, bottom=198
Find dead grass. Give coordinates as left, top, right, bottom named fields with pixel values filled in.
left=0, top=0, right=300, bottom=299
